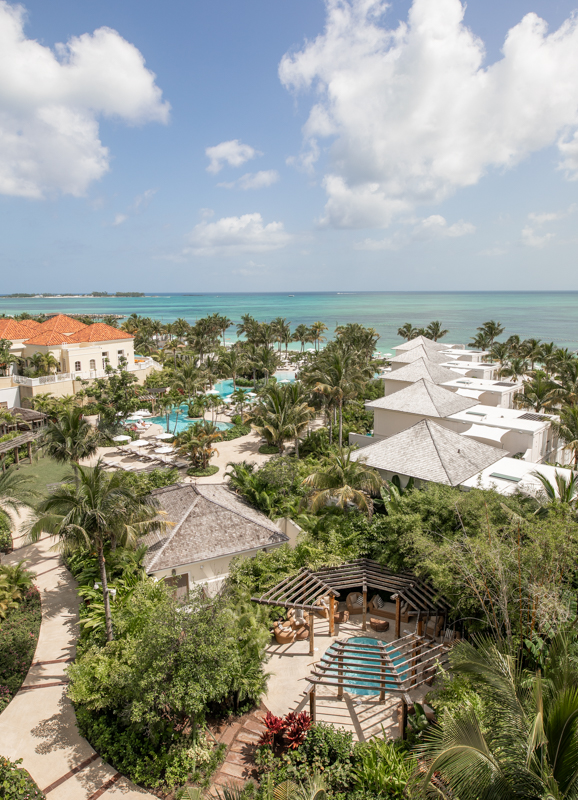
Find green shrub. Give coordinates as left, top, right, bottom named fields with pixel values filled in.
left=0, top=516, right=12, bottom=552
left=0, top=756, right=45, bottom=799
left=187, top=465, right=219, bottom=477
left=351, top=738, right=415, bottom=799
left=258, top=445, right=279, bottom=455
left=0, top=588, right=41, bottom=712
left=123, top=468, right=179, bottom=496
left=221, top=424, right=251, bottom=441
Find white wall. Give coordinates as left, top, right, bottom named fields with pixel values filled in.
left=0, top=385, right=20, bottom=409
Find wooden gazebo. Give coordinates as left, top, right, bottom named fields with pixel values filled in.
left=252, top=559, right=450, bottom=655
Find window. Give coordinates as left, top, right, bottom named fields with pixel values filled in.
left=74, top=361, right=81, bottom=372
left=89, top=359, right=96, bottom=370
left=117, top=349, right=124, bottom=357
left=102, top=351, right=109, bottom=370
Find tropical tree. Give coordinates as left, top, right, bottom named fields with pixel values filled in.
left=42, top=407, right=100, bottom=485
left=230, top=387, right=249, bottom=422
left=309, top=321, right=328, bottom=352
left=426, top=321, right=448, bottom=341
left=29, top=462, right=165, bottom=641
left=478, top=320, right=505, bottom=347
left=397, top=323, right=418, bottom=341
left=170, top=363, right=203, bottom=406
left=413, top=632, right=578, bottom=800
left=217, top=315, right=233, bottom=347
left=498, top=357, right=529, bottom=381
left=302, top=447, right=382, bottom=515
left=0, top=338, right=18, bottom=377
left=255, top=346, right=281, bottom=385
left=514, top=371, right=556, bottom=413
left=248, top=383, right=314, bottom=456
left=175, top=421, right=222, bottom=470
left=549, top=359, right=578, bottom=407
left=0, top=469, right=37, bottom=529
left=520, top=338, right=542, bottom=371
left=531, top=469, right=578, bottom=513
left=553, top=405, right=578, bottom=466
left=219, top=348, right=247, bottom=390
left=292, top=324, right=310, bottom=352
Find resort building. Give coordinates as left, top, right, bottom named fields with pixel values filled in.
left=390, top=345, right=497, bottom=380
left=382, top=358, right=520, bottom=408
left=0, top=314, right=160, bottom=406
left=352, top=379, right=567, bottom=464
left=351, top=419, right=574, bottom=495
left=143, top=483, right=297, bottom=597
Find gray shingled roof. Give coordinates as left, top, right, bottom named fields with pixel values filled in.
left=367, top=378, right=478, bottom=417
left=391, top=346, right=450, bottom=366
left=383, top=358, right=461, bottom=386
left=142, top=483, right=288, bottom=573
left=395, top=335, right=449, bottom=352
left=351, top=419, right=504, bottom=486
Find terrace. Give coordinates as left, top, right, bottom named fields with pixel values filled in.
left=254, top=560, right=453, bottom=741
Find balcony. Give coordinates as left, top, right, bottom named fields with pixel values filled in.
left=12, top=357, right=161, bottom=387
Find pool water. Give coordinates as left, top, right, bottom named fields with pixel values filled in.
left=324, top=636, right=404, bottom=697
left=137, top=404, right=233, bottom=435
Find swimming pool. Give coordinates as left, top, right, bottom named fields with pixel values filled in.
left=136, top=404, right=233, bottom=435
left=323, top=636, right=404, bottom=696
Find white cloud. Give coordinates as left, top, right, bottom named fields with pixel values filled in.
left=233, top=260, right=269, bottom=277
left=184, top=213, right=291, bottom=256
left=0, top=1, right=169, bottom=198
left=479, top=246, right=508, bottom=257
left=355, top=214, right=474, bottom=249
left=280, top=0, right=578, bottom=228
left=132, top=188, right=157, bottom=210
left=205, top=139, right=261, bottom=174
left=521, top=203, right=576, bottom=247
left=218, top=170, right=280, bottom=190
left=112, top=213, right=127, bottom=226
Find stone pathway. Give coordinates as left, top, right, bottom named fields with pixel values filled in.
left=210, top=708, right=267, bottom=793
left=0, top=530, right=152, bottom=800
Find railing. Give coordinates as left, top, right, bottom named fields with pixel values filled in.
left=12, top=358, right=160, bottom=387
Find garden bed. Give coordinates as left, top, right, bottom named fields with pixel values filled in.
left=187, top=465, right=219, bottom=477
left=0, top=756, right=45, bottom=799
left=0, top=588, right=42, bottom=713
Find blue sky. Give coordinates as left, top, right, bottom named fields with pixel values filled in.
left=1, top=0, right=578, bottom=292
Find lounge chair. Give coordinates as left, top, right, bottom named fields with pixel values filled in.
left=314, top=595, right=330, bottom=619
left=333, top=608, right=349, bottom=624
left=273, top=621, right=295, bottom=644
left=346, top=592, right=364, bottom=615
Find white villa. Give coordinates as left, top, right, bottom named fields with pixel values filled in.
left=0, top=314, right=159, bottom=408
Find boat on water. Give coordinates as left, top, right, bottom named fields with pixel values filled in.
left=288, top=294, right=295, bottom=297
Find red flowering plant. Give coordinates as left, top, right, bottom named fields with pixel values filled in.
left=258, top=710, right=311, bottom=753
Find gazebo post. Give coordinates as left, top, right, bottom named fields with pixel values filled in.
left=1, top=455, right=4, bottom=474
left=309, top=612, right=315, bottom=656
left=329, top=595, right=335, bottom=637
left=337, top=653, right=343, bottom=699
left=379, top=648, right=385, bottom=704
left=27, top=440, right=32, bottom=464
left=395, top=596, right=401, bottom=639
left=400, top=694, right=410, bottom=740
left=362, top=585, right=367, bottom=632
left=309, top=685, right=316, bottom=722
left=14, top=444, right=19, bottom=469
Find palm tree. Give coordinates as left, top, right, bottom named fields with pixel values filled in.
left=302, top=447, right=382, bottom=515
left=397, top=322, right=418, bottom=341
left=414, top=633, right=578, bottom=799
left=29, top=462, right=165, bottom=641
left=255, top=346, right=281, bottom=385
left=498, top=357, right=528, bottom=381
left=236, top=314, right=259, bottom=344
left=478, top=320, right=505, bottom=347
left=292, top=324, right=310, bottom=352
left=514, top=371, right=555, bottom=413
left=170, top=363, right=203, bottom=406
left=549, top=359, right=578, bottom=407
left=42, top=407, right=100, bottom=485
left=520, top=338, right=542, bottom=371
left=176, top=421, right=222, bottom=469
left=229, top=387, right=249, bottom=422
left=0, top=469, right=37, bottom=530
left=426, top=321, right=448, bottom=341
left=309, top=321, right=328, bottom=352
left=553, top=405, right=578, bottom=466
left=489, top=341, right=510, bottom=365
left=156, top=393, right=177, bottom=433
left=469, top=331, right=491, bottom=350
left=0, top=338, right=19, bottom=377
left=531, top=469, right=578, bottom=512
left=217, top=315, right=233, bottom=347
left=248, top=383, right=314, bottom=456
left=219, top=349, right=247, bottom=391
left=305, top=347, right=369, bottom=447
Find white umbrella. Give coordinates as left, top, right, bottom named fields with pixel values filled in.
left=206, top=389, right=219, bottom=395
left=156, top=432, right=174, bottom=440
left=279, top=379, right=290, bottom=383
left=155, top=446, right=174, bottom=454
left=128, top=439, right=148, bottom=448
left=247, top=392, right=257, bottom=397
left=112, top=435, right=131, bottom=442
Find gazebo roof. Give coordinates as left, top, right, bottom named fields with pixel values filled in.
left=252, top=558, right=449, bottom=615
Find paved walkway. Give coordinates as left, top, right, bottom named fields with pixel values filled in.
left=211, top=708, right=266, bottom=793
left=0, top=531, right=152, bottom=800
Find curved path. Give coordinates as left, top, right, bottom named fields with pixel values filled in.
left=0, top=530, right=152, bottom=800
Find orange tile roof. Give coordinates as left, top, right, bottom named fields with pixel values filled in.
left=0, top=318, right=37, bottom=341
left=70, top=323, right=133, bottom=343
left=23, top=330, right=74, bottom=346
left=38, top=314, right=87, bottom=334
left=18, top=319, right=42, bottom=331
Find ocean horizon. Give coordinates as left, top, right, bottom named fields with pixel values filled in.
left=1, top=291, right=577, bottom=353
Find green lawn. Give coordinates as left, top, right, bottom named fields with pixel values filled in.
left=13, top=457, right=73, bottom=498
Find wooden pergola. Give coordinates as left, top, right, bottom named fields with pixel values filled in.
left=0, top=429, right=44, bottom=472
left=253, top=559, right=450, bottom=656
left=305, top=632, right=452, bottom=737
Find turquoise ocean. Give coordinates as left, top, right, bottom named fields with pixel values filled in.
left=1, top=292, right=577, bottom=353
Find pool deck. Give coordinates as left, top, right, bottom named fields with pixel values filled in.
left=263, top=607, right=430, bottom=741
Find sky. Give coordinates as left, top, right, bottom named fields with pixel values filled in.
left=1, top=0, right=578, bottom=293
